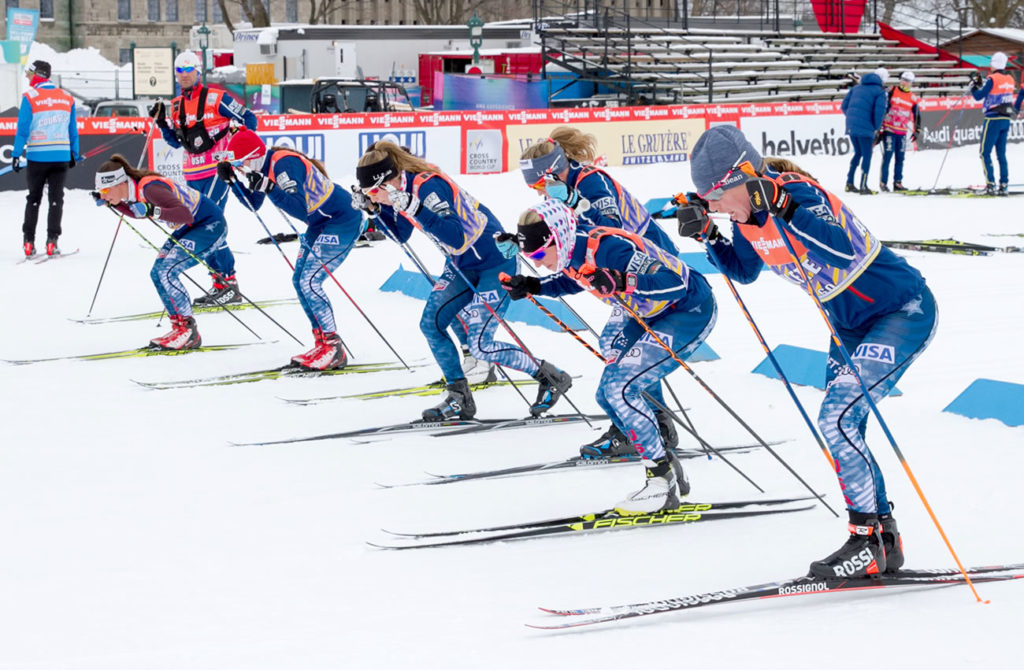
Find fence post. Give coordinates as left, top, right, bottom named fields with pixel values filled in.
left=708, top=48, right=714, bottom=103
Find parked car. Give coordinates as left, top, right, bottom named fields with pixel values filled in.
left=90, top=99, right=157, bottom=117
left=310, top=79, right=417, bottom=113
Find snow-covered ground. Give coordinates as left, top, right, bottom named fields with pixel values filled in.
left=2, top=143, right=1022, bottom=669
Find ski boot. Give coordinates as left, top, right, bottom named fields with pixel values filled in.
left=579, top=424, right=635, bottom=459
left=150, top=315, right=201, bottom=350
left=808, top=510, right=886, bottom=578
left=879, top=183, right=890, bottom=192
left=879, top=512, right=904, bottom=573
left=656, top=410, right=678, bottom=450
left=984, top=183, right=996, bottom=196
left=23, top=239, right=35, bottom=258
left=614, top=457, right=682, bottom=515
left=422, top=379, right=476, bottom=421
left=460, top=345, right=497, bottom=384
left=194, top=275, right=241, bottom=307
left=892, top=181, right=907, bottom=191
left=858, top=178, right=876, bottom=195
left=998, top=183, right=1009, bottom=197
left=844, top=183, right=856, bottom=193
left=529, top=361, right=572, bottom=416
left=291, top=329, right=347, bottom=370
left=45, top=237, right=59, bottom=256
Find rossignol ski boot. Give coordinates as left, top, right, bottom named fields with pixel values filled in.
left=149, top=315, right=201, bottom=350
left=529, top=360, right=572, bottom=416
left=808, top=510, right=887, bottom=578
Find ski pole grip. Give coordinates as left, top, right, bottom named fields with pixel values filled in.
left=498, top=271, right=512, bottom=282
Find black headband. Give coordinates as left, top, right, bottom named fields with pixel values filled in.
left=516, top=219, right=553, bottom=253
left=356, top=154, right=398, bottom=189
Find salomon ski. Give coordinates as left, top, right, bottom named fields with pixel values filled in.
left=378, top=440, right=784, bottom=489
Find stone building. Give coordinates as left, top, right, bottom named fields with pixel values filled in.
left=3, top=1, right=531, bottom=65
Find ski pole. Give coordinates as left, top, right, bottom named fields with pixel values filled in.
left=720, top=274, right=836, bottom=470
left=519, top=288, right=764, bottom=491
left=86, top=211, right=124, bottom=317
left=930, top=91, right=971, bottom=191
left=415, top=234, right=595, bottom=428
left=253, top=191, right=412, bottom=370
left=139, top=216, right=303, bottom=346
left=376, top=225, right=536, bottom=411
left=611, top=295, right=838, bottom=516
left=773, top=216, right=984, bottom=600
left=228, top=183, right=357, bottom=360
left=113, top=214, right=263, bottom=340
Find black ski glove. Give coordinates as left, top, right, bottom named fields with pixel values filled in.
left=12, top=155, right=22, bottom=172
left=746, top=178, right=798, bottom=223
left=675, top=192, right=719, bottom=242
left=68, top=154, right=77, bottom=169
left=149, top=101, right=167, bottom=126
left=216, top=161, right=237, bottom=183
left=499, top=273, right=541, bottom=300
left=90, top=191, right=106, bottom=207
left=245, top=170, right=274, bottom=193
left=584, top=268, right=636, bottom=297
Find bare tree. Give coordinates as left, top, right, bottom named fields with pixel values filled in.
left=217, top=0, right=236, bottom=32
left=220, top=0, right=272, bottom=28
left=966, top=0, right=1024, bottom=25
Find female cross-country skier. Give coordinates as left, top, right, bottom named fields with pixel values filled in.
left=216, top=128, right=362, bottom=370
left=353, top=141, right=572, bottom=421
left=681, top=125, right=937, bottom=578
left=519, top=128, right=681, bottom=459
left=499, top=199, right=717, bottom=514
left=93, top=154, right=227, bottom=350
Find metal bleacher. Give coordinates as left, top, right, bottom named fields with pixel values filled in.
left=538, top=9, right=974, bottom=106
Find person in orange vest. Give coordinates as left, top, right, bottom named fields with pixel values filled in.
left=685, top=125, right=937, bottom=578
left=12, top=60, right=80, bottom=258
left=878, top=71, right=922, bottom=192
left=149, top=51, right=258, bottom=302
left=970, top=51, right=1018, bottom=195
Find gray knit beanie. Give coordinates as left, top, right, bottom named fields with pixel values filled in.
left=689, top=125, right=762, bottom=199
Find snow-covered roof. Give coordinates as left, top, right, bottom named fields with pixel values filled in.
left=942, top=27, right=1024, bottom=47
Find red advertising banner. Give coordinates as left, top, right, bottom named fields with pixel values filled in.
left=809, top=0, right=867, bottom=34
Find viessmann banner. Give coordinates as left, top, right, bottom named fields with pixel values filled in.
left=2, top=99, right=1018, bottom=191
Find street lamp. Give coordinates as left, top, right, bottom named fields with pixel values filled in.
left=197, top=21, right=211, bottom=84
left=467, top=12, right=484, bottom=65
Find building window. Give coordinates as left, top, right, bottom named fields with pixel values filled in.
left=286, top=0, right=298, bottom=23
left=148, top=0, right=160, bottom=21
left=166, top=0, right=177, bottom=21
left=118, top=0, right=131, bottom=21
left=41, top=0, right=55, bottom=19
left=212, top=0, right=222, bottom=23
left=119, top=48, right=132, bottom=65
left=5, top=0, right=18, bottom=10
left=195, top=0, right=206, bottom=22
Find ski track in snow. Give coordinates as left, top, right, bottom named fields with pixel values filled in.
left=2, top=143, right=1022, bottom=669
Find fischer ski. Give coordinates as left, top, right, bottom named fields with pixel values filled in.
left=133, top=360, right=421, bottom=390
left=4, top=342, right=265, bottom=365
left=369, top=504, right=816, bottom=550
left=882, top=238, right=1020, bottom=256
left=379, top=440, right=785, bottom=488
left=70, top=298, right=299, bottom=325
left=384, top=497, right=813, bottom=539
left=529, top=563, right=1024, bottom=629
left=230, top=412, right=601, bottom=447
left=34, top=249, right=80, bottom=264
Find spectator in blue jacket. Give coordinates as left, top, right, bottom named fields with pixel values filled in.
left=841, top=67, right=888, bottom=195
left=13, top=60, right=79, bottom=258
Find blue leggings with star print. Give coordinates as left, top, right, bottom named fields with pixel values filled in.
left=817, top=286, right=937, bottom=515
